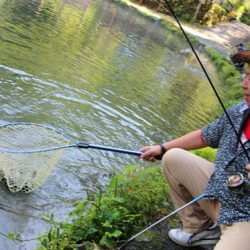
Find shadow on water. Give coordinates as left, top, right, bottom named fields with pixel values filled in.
left=0, top=0, right=227, bottom=248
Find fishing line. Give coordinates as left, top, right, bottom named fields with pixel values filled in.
left=162, top=0, right=250, bottom=161
left=119, top=1, right=249, bottom=248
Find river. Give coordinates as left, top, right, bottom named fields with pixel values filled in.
left=0, top=0, right=226, bottom=249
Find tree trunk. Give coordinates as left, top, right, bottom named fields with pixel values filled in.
left=157, top=0, right=164, bottom=12
left=194, top=0, right=206, bottom=20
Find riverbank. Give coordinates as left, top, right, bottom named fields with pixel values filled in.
left=112, top=1, right=250, bottom=250
left=182, top=21, right=250, bottom=56
left=31, top=2, right=248, bottom=250
left=116, top=0, right=250, bottom=56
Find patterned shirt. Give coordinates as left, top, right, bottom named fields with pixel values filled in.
left=201, top=101, right=250, bottom=224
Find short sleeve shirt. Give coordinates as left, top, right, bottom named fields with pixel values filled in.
left=201, top=101, right=250, bottom=224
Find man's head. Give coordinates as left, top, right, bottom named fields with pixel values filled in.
left=231, top=50, right=250, bottom=106
left=231, top=50, right=250, bottom=73
left=231, top=50, right=250, bottom=65
left=236, top=43, right=244, bottom=51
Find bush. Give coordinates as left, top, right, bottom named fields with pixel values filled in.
left=204, top=46, right=242, bottom=105
left=36, top=146, right=221, bottom=250
left=240, top=9, right=250, bottom=25
left=193, top=147, right=217, bottom=162
left=37, top=147, right=220, bottom=250
left=202, top=3, right=228, bottom=26
left=122, top=0, right=249, bottom=26
left=221, top=64, right=236, bottom=79
left=129, top=0, right=213, bottom=22
left=37, top=165, right=174, bottom=249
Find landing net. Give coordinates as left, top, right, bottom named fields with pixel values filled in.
left=0, top=123, right=72, bottom=193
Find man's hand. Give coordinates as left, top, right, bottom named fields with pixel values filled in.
left=139, top=130, right=207, bottom=162
left=139, top=145, right=162, bottom=162
left=246, top=164, right=250, bottom=180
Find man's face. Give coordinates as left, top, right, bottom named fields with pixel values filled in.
left=242, top=64, right=250, bottom=107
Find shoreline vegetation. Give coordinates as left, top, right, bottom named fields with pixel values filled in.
left=115, top=0, right=250, bottom=26
left=34, top=1, right=248, bottom=249
left=115, top=0, right=246, bottom=106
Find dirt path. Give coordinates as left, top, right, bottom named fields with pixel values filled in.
left=120, top=0, right=250, bottom=56
left=182, top=20, right=250, bottom=56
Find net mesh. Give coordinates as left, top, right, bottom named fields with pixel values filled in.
left=0, top=123, right=72, bottom=193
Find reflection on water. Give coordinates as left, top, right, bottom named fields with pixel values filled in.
left=0, top=0, right=226, bottom=248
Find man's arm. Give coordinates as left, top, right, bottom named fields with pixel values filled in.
left=139, top=129, right=207, bottom=162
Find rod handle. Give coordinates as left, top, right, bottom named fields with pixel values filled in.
left=77, top=143, right=142, bottom=156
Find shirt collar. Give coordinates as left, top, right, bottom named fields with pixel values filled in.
left=239, top=102, right=249, bottom=113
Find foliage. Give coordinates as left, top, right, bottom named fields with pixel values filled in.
left=202, top=3, right=229, bottom=26
left=204, top=46, right=242, bottom=107
left=37, top=165, right=173, bottom=249
left=129, top=0, right=213, bottom=22
left=240, top=6, right=250, bottom=25
left=37, top=150, right=218, bottom=249
left=193, top=147, right=217, bottom=162
left=201, top=0, right=248, bottom=26
left=126, top=0, right=249, bottom=26
left=7, top=232, right=22, bottom=243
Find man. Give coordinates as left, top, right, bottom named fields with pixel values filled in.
left=232, top=43, right=246, bottom=73
left=236, top=43, right=245, bottom=52
left=139, top=50, right=250, bottom=249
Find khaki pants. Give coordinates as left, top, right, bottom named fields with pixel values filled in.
left=162, top=148, right=250, bottom=250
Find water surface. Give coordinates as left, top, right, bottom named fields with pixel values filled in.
left=0, top=0, right=226, bottom=248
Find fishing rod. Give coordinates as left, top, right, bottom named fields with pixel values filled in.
left=118, top=194, right=206, bottom=249
left=163, top=0, right=250, bottom=162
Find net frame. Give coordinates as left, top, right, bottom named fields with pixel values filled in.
left=0, top=122, right=141, bottom=193
left=0, top=122, right=75, bottom=193
left=0, top=122, right=79, bottom=154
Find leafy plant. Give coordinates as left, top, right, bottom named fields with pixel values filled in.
left=205, top=46, right=242, bottom=106
left=193, top=147, right=217, bottom=162
left=37, top=165, right=173, bottom=249
left=240, top=9, right=250, bottom=25
left=202, top=3, right=228, bottom=26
